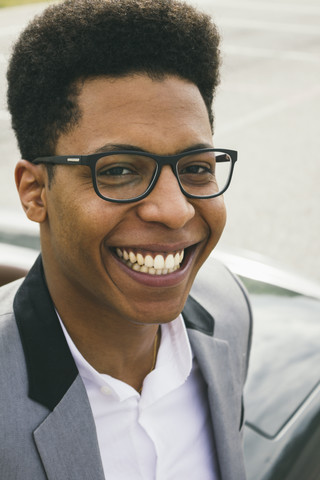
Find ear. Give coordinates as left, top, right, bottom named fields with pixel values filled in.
left=15, top=160, right=48, bottom=223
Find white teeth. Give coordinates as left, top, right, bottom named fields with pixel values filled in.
left=129, top=251, right=136, bottom=264
left=115, top=248, right=185, bottom=275
left=145, top=255, right=154, bottom=268
left=136, top=253, right=144, bottom=265
left=165, top=254, right=175, bottom=269
left=154, top=254, right=165, bottom=269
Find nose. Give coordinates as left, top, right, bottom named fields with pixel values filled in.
left=136, top=166, right=195, bottom=229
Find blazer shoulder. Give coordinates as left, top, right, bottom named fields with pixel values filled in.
left=0, top=279, right=26, bottom=381
left=0, top=279, right=23, bottom=318
left=189, top=255, right=253, bottom=383
left=191, top=256, right=252, bottom=331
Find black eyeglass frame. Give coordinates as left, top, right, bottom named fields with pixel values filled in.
left=33, top=148, right=238, bottom=203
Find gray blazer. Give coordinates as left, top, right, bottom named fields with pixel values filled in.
left=0, top=255, right=252, bottom=480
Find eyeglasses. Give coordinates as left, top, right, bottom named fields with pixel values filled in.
left=33, top=148, right=237, bottom=203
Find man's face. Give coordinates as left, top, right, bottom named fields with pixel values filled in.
left=41, top=74, right=226, bottom=326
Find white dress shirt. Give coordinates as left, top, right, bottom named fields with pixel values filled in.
left=58, top=314, right=220, bottom=480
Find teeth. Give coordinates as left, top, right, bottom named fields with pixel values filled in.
left=136, top=253, right=144, bottom=266
left=129, top=251, right=136, bottom=264
left=165, top=254, right=174, bottom=269
left=154, top=254, right=165, bottom=269
left=115, top=248, right=185, bottom=275
left=145, top=255, right=154, bottom=268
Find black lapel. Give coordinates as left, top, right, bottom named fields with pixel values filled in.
left=13, top=255, right=78, bottom=411
left=182, top=295, right=215, bottom=336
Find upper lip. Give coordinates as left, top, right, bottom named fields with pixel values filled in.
left=110, top=241, right=201, bottom=253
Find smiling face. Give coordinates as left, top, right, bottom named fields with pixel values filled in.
left=40, top=74, right=226, bottom=328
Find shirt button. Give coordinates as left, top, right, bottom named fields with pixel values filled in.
left=100, top=385, right=113, bottom=396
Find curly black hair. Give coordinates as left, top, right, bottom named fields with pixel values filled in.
left=7, top=0, right=221, bottom=161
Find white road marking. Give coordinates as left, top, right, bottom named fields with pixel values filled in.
left=215, top=85, right=320, bottom=135
left=0, top=110, right=10, bottom=121
left=0, top=25, right=23, bottom=37
left=218, top=18, right=320, bottom=35
left=223, top=45, right=320, bottom=63
left=0, top=53, right=9, bottom=64
left=192, top=0, right=320, bottom=15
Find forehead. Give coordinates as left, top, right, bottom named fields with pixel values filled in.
left=55, top=74, right=213, bottom=156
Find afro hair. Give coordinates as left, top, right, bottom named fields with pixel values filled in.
left=7, top=0, right=221, bottom=160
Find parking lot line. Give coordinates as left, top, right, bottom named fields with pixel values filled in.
left=223, top=45, right=319, bottom=64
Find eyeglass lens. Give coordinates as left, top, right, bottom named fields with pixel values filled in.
left=94, top=151, right=232, bottom=201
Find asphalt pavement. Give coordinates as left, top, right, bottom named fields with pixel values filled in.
left=0, top=0, right=319, bottom=282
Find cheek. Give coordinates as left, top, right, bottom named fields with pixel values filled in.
left=201, top=197, right=227, bottom=243
left=46, top=189, right=128, bottom=255
left=45, top=187, right=92, bottom=254
left=217, top=198, right=227, bottom=231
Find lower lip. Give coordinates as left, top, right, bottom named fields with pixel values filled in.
left=111, top=246, right=198, bottom=287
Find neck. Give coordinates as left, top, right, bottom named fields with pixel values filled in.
left=57, top=303, right=161, bottom=392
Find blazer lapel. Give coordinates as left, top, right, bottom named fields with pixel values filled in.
left=183, top=296, right=247, bottom=480
left=13, top=257, right=105, bottom=479
left=33, top=376, right=105, bottom=480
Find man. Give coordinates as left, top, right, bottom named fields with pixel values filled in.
left=1, top=0, right=252, bottom=478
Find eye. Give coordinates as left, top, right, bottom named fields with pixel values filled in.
left=180, top=164, right=212, bottom=175
left=98, top=165, right=136, bottom=176
left=179, top=162, right=214, bottom=176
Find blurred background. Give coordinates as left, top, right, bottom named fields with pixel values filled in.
left=0, top=0, right=319, bottom=281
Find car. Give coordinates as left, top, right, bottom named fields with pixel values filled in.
left=1, top=210, right=320, bottom=479
left=236, top=257, right=320, bottom=480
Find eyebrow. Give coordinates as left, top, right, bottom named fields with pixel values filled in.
left=93, top=142, right=213, bottom=155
